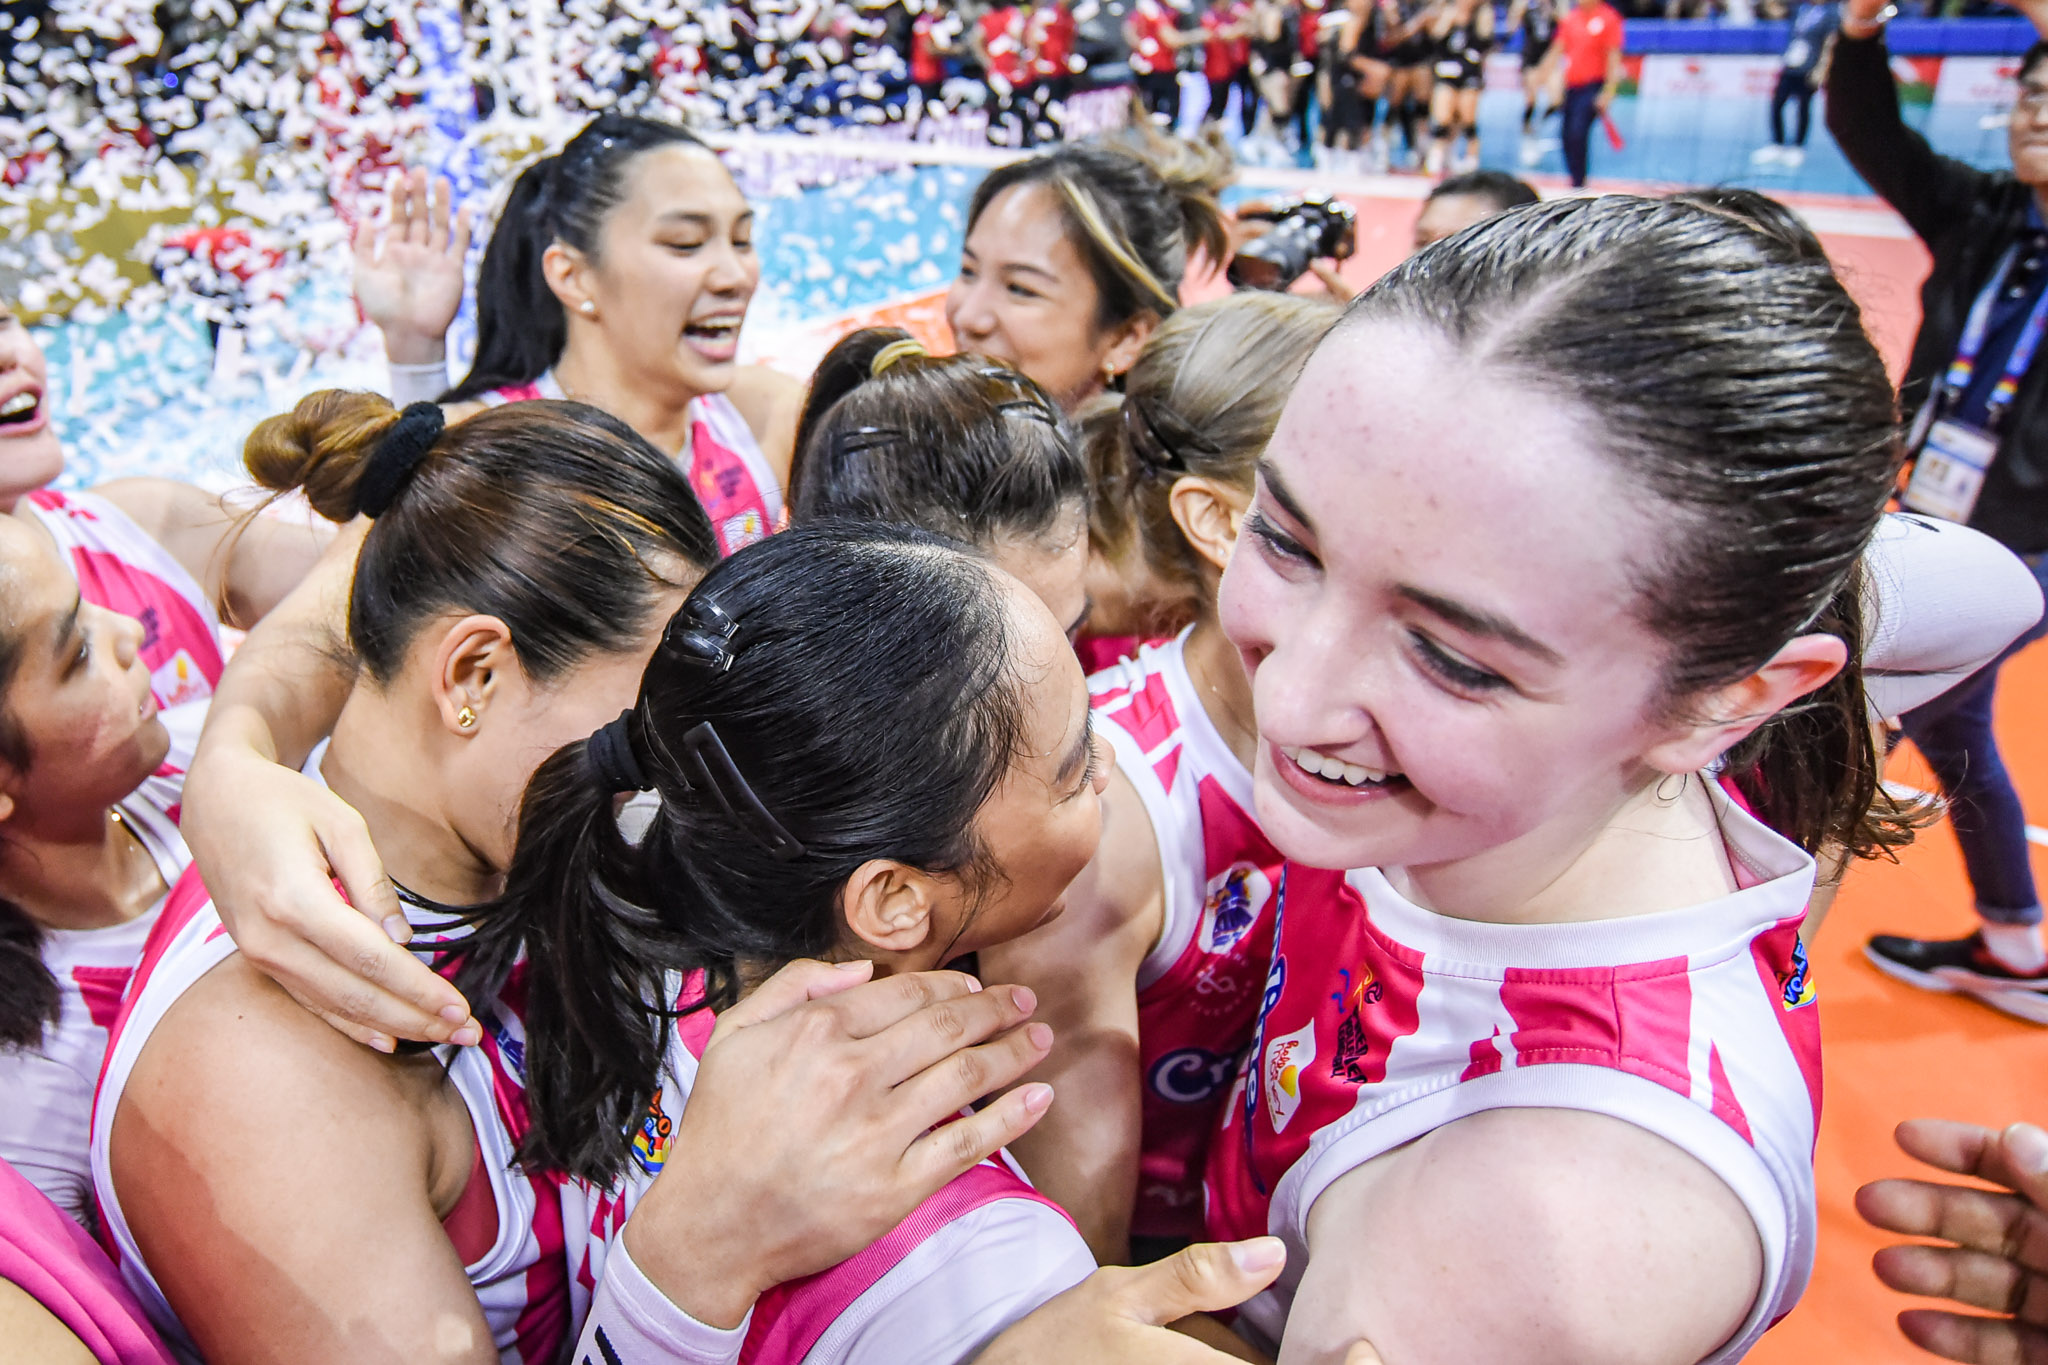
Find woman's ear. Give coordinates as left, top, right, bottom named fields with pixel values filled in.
left=431, top=614, right=518, bottom=737
left=1168, top=476, right=1252, bottom=574
left=841, top=859, right=939, bottom=955
left=1101, top=312, right=1160, bottom=383
left=542, top=242, right=596, bottom=318
left=1641, top=633, right=1850, bottom=776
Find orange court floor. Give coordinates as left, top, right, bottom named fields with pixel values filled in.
left=801, top=184, right=2031, bottom=1362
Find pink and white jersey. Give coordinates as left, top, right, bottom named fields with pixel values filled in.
left=480, top=374, right=783, bottom=557
left=91, top=877, right=583, bottom=1365
left=1204, top=780, right=1822, bottom=1360
left=616, top=985, right=1094, bottom=1365
left=23, top=490, right=224, bottom=709
left=0, top=701, right=200, bottom=1229
left=1089, top=630, right=1284, bottom=1241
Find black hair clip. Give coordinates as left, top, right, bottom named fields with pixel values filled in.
left=680, top=722, right=806, bottom=861
left=829, top=425, right=903, bottom=460
left=663, top=595, right=742, bottom=673
left=1121, top=395, right=1191, bottom=475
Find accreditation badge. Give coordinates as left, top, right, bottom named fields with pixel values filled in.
left=1902, top=420, right=1999, bottom=524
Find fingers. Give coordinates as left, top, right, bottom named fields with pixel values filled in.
left=865, top=982, right=1042, bottom=1083
left=1898, top=1309, right=2048, bottom=1365
left=900, top=1080, right=1055, bottom=1190
left=1106, top=1239, right=1288, bottom=1327
left=1343, top=1343, right=1388, bottom=1365
left=808, top=967, right=989, bottom=1040
left=450, top=203, right=475, bottom=262
left=1877, top=1243, right=2048, bottom=1323
left=257, top=905, right=477, bottom=1049
left=1900, top=1120, right=2011, bottom=1184
left=890, top=1015, right=1055, bottom=1139
left=427, top=174, right=451, bottom=254
left=316, top=802, right=405, bottom=936
left=715, top=958, right=876, bottom=1032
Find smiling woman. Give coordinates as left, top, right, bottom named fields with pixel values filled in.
left=1206, top=195, right=1914, bottom=1365
left=947, top=130, right=1234, bottom=413
left=356, top=117, right=800, bottom=558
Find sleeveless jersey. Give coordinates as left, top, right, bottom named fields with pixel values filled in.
left=23, top=490, right=224, bottom=710
left=1203, top=779, right=1822, bottom=1359
left=91, top=874, right=582, bottom=1365
left=0, top=701, right=200, bottom=1227
left=1089, top=630, right=1284, bottom=1241
left=93, top=747, right=1087, bottom=1365
left=480, top=373, right=783, bottom=558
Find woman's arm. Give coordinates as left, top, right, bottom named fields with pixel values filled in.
left=1282, top=1108, right=1762, bottom=1365
left=110, top=955, right=495, bottom=1365
left=979, top=769, right=1165, bottom=1265
left=91, top=478, right=333, bottom=630
left=0, top=1279, right=97, bottom=1365
left=725, top=364, right=804, bottom=489
left=182, top=522, right=477, bottom=1050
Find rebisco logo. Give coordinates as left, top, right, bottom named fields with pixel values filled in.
left=1262, top=1022, right=1316, bottom=1134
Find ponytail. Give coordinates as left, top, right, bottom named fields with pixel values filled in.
left=443, top=160, right=566, bottom=405
left=243, top=389, right=406, bottom=523
left=443, top=113, right=714, bottom=405
left=1722, top=570, right=1933, bottom=861
left=788, top=325, right=920, bottom=494
left=445, top=731, right=687, bottom=1182
left=0, top=903, right=57, bottom=1050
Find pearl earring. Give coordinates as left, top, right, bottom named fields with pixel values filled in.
left=456, top=706, right=477, bottom=729
left=579, top=300, right=596, bottom=316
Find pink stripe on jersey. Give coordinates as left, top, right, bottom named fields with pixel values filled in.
left=738, top=1162, right=1074, bottom=1365
left=1496, top=957, right=1695, bottom=1093
left=71, top=966, right=133, bottom=1034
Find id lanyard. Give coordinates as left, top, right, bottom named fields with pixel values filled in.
left=1938, top=241, right=2048, bottom=436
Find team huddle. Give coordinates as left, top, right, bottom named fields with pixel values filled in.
left=1, top=107, right=2044, bottom=1365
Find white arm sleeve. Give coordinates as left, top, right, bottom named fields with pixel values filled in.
left=574, top=1236, right=750, bottom=1365
left=1861, top=513, right=2044, bottom=721
left=386, top=359, right=452, bottom=407
left=828, top=1202, right=1096, bottom=1365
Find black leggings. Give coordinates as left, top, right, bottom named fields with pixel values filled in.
left=1138, top=69, right=1182, bottom=125
left=1770, top=68, right=1814, bottom=146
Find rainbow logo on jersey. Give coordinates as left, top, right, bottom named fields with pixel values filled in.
left=632, top=1087, right=675, bottom=1174
left=1199, top=862, right=1271, bottom=955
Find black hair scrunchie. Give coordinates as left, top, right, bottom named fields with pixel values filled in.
left=355, top=402, right=446, bottom=519
left=588, top=710, right=650, bottom=793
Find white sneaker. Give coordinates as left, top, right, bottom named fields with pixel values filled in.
left=1518, top=137, right=1543, bottom=167
left=1750, top=144, right=1783, bottom=165
left=1781, top=146, right=1805, bottom=168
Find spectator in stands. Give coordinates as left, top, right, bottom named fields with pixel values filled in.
left=1835, top=0, right=2048, bottom=1022
left=1752, top=0, right=1838, bottom=168
left=1554, top=0, right=1625, bottom=187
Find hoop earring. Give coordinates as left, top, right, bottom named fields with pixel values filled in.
left=1654, top=771, right=1687, bottom=804
left=456, top=705, right=477, bottom=730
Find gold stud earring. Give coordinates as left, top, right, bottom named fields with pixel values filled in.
left=456, top=705, right=477, bottom=730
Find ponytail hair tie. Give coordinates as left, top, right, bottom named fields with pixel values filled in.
left=588, top=710, right=649, bottom=793
left=869, top=337, right=928, bottom=377
left=355, top=402, right=445, bottom=518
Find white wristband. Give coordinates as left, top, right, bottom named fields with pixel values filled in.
left=574, top=1238, right=751, bottom=1365
left=387, top=359, right=450, bottom=407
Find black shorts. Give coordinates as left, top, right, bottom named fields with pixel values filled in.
left=1390, top=36, right=1431, bottom=68
left=1522, top=35, right=1551, bottom=68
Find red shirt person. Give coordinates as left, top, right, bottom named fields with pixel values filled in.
left=1553, top=0, right=1625, bottom=185
left=1030, top=0, right=1079, bottom=84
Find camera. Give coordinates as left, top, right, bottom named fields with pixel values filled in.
left=1227, top=196, right=1358, bottom=293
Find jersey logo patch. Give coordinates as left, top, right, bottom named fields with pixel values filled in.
left=633, top=1086, right=675, bottom=1174
left=1149, top=1046, right=1237, bottom=1104
left=1329, top=963, right=1385, bottom=1084
left=1262, top=1022, right=1315, bottom=1133
left=720, top=510, right=766, bottom=551
left=1199, top=862, right=1270, bottom=955
left=1781, top=938, right=1816, bottom=1011
left=151, top=650, right=208, bottom=708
